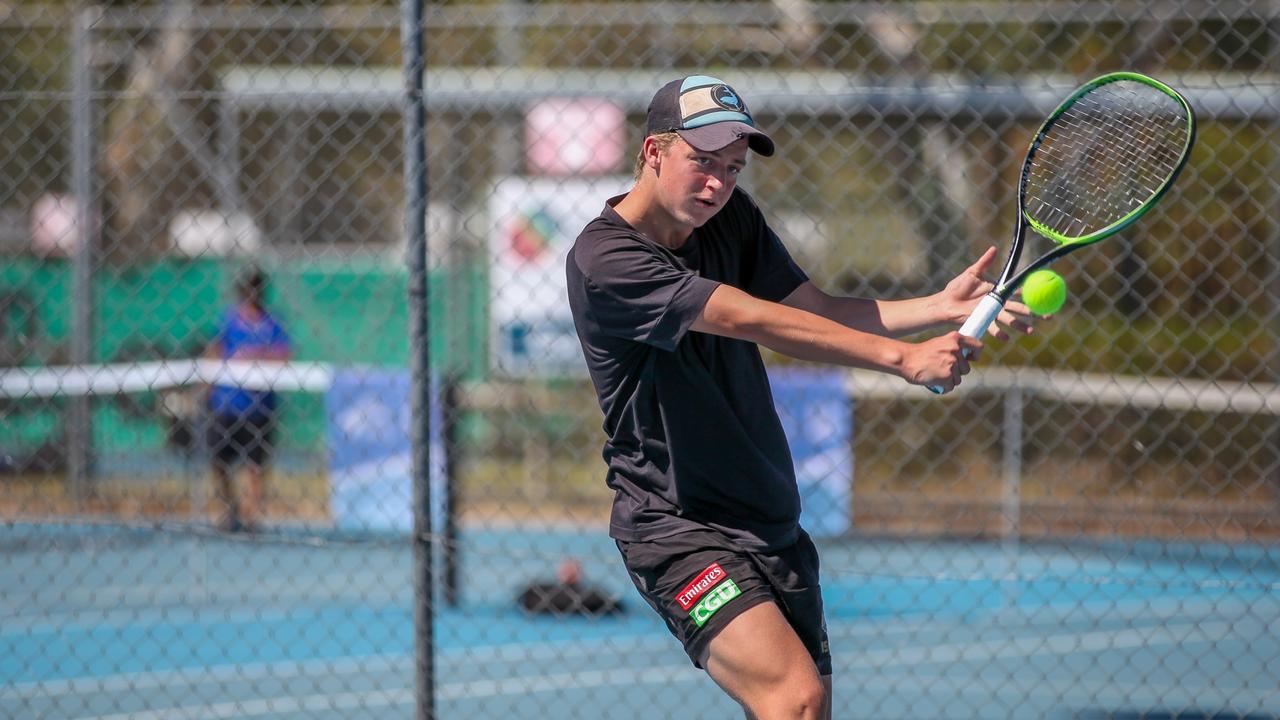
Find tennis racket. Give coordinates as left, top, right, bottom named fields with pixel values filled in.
left=929, top=71, right=1196, bottom=394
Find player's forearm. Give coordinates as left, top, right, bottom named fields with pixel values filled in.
left=782, top=283, right=951, bottom=338
left=694, top=285, right=907, bottom=376
left=230, top=346, right=292, bottom=361
left=817, top=294, right=949, bottom=338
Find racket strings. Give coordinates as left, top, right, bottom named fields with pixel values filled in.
left=1024, top=80, right=1190, bottom=239
left=1034, top=109, right=1174, bottom=231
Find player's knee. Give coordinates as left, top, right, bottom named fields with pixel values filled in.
left=755, top=673, right=825, bottom=720
left=791, top=676, right=826, bottom=719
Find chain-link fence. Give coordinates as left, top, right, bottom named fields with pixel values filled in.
left=2, top=2, right=1278, bottom=719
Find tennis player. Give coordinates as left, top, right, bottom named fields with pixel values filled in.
left=566, top=76, right=1033, bottom=719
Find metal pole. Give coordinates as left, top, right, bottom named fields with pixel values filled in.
left=1269, top=17, right=1280, bottom=505
left=69, top=8, right=97, bottom=504
left=1001, top=387, right=1023, bottom=545
left=402, top=2, right=434, bottom=718
left=443, top=375, right=459, bottom=608
left=1001, top=386, right=1023, bottom=609
left=494, top=0, right=525, bottom=183
left=216, top=97, right=244, bottom=234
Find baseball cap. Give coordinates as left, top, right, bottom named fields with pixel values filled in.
left=645, top=75, right=775, bottom=157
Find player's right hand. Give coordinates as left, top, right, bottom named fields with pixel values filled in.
left=901, top=332, right=983, bottom=392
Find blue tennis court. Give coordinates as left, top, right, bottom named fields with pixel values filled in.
left=3, top=523, right=1277, bottom=719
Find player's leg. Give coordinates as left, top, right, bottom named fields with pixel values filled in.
left=239, top=411, right=275, bottom=532
left=711, top=528, right=832, bottom=719
left=733, top=678, right=829, bottom=720
left=207, top=414, right=240, bottom=531
left=701, top=601, right=827, bottom=720
left=615, top=529, right=831, bottom=719
left=210, top=462, right=238, bottom=530
left=242, top=464, right=265, bottom=531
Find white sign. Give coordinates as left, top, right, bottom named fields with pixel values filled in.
left=488, top=176, right=631, bottom=376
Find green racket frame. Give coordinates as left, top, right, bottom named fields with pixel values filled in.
left=993, top=71, right=1197, bottom=299
left=928, top=71, right=1196, bottom=394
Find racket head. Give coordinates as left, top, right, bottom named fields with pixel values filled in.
left=1020, top=72, right=1196, bottom=247
left=991, top=72, right=1196, bottom=299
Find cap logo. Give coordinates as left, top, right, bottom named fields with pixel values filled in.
left=678, top=83, right=754, bottom=129
left=711, top=84, right=745, bottom=113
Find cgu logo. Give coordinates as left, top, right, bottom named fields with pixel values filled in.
left=690, top=580, right=742, bottom=627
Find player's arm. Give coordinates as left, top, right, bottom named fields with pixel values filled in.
left=781, top=248, right=1035, bottom=340
left=203, top=323, right=227, bottom=361
left=779, top=282, right=944, bottom=339
left=691, top=284, right=981, bottom=390
left=236, top=348, right=291, bottom=361
left=235, top=344, right=292, bottom=361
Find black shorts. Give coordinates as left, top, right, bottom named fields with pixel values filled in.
left=208, top=412, right=276, bottom=468
left=616, top=526, right=831, bottom=675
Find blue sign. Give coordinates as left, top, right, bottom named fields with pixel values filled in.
left=324, top=368, right=446, bottom=534
left=769, top=368, right=853, bottom=537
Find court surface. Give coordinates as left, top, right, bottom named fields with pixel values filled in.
left=2, top=523, right=1278, bottom=719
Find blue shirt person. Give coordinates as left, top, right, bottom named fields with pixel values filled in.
left=205, top=268, right=292, bottom=533
left=208, top=306, right=291, bottom=418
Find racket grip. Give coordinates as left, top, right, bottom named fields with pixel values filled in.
left=927, top=293, right=1005, bottom=395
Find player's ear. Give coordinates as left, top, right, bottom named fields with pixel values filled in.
left=642, top=136, right=664, bottom=175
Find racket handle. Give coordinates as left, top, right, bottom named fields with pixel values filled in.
left=927, top=293, right=1005, bottom=395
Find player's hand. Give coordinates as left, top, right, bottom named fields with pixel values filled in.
left=939, top=246, right=1036, bottom=341
left=901, top=332, right=983, bottom=392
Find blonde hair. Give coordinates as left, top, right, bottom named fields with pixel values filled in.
left=632, top=132, right=682, bottom=180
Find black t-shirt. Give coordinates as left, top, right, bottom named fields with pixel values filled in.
left=566, top=188, right=809, bottom=551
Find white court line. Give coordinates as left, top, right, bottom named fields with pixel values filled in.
left=0, top=634, right=682, bottom=702
left=8, top=595, right=1256, bottom=703
left=4, top=611, right=956, bottom=702
left=51, top=620, right=1244, bottom=720
left=834, top=620, right=1235, bottom=672
left=1, top=656, right=413, bottom=702
left=69, top=689, right=416, bottom=720
left=846, top=650, right=1280, bottom=720
left=8, top=602, right=329, bottom=639
left=67, top=665, right=700, bottom=720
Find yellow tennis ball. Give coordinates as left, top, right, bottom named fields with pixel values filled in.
left=1021, top=270, right=1067, bottom=315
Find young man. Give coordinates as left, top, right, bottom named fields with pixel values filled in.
left=206, top=267, right=292, bottom=533
left=565, top=75, right=1032, bottom=719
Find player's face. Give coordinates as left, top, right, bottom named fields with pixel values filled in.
left=657, top=138, right=748, bottom=227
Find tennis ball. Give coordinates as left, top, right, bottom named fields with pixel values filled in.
left=1021, top=270, right=1067, bottom=315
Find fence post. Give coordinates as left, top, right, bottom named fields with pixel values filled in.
left=1002, top=384, right=1024, bottom=608
left=403, top=1, right=434, bottom=718
left=69, top=7, right=98, bottom=503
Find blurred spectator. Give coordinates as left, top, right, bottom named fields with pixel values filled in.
left=518, top=557, right=625, bottom=617
left=206, top=267, right=291, bottom=533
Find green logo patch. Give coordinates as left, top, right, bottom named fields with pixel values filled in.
left=689, top=579, right=742, bottom=627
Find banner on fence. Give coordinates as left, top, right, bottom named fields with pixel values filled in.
left=770, top=368, right=853, bottom=537
left=325, top=368, right=446, bottom=533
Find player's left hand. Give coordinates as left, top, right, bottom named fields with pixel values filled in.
left=939, top=246, right=1036, bottom=341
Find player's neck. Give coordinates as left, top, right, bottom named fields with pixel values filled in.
left=238, top=301, right=265, bottom=320
left=614, top=182, right=694, bottom=250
